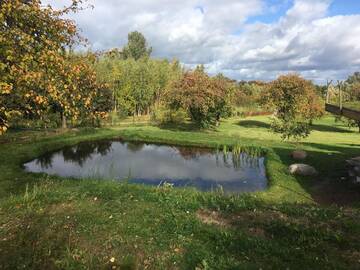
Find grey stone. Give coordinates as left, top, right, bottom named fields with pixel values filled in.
left=289, top=164, right=318, bottom=176
left=346, top=159, right=360, bottom=167
left=291, top=150, right=307, bottom=160
left=347, top=157, right=360, bottom=167
left=349, top=170, right=356, bottom=177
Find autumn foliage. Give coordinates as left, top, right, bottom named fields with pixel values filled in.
left=0, top=0, right=110, bottom=133
left=262, top=74, right=324, bottom=140
left=166, top=68, right=232, bottom=128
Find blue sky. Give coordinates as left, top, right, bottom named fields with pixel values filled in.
left=247, top=0, right=360, bottom=24
left=246, top=0, right=293, bottom=24
left=45, top=0, right=360, bottom=83
left=329, top=0, right=360, bottom=16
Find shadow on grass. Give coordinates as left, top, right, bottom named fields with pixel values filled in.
left=158, top=122, right=216, bottom=132
left=237, top=120, right=270, bottom=129
left=310, top=124, right=356, bottom=134
left=236, top=120, right=357, bottom=134
left=272, top=142, right=360, bottom=206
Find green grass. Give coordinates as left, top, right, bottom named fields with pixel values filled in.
left=0, top=115, right=360, bottom=269
left=343, top=101, right=360, bottom=111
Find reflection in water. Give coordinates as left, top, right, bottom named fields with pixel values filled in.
left=126, top=142, right=145, bottom=153
left=62, top=141, right=112, bottom=166
left=24, top=140, right=267, bottom=193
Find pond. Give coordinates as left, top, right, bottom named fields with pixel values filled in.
left=24, top=140, right=267, bottom=193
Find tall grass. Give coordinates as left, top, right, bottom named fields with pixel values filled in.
left=217, top=143, right=266, bottom=169
left=219, top=143, right=266, bottom=158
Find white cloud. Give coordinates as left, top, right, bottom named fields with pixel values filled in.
left=42, top=0, right=360, bottom=83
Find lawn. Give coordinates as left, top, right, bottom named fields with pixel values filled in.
left=343, top=101, right=360, bottom=111
left=0, top=115, right=359, bottom=269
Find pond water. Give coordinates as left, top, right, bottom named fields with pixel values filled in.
left=24, top=140, right=267, bottom=193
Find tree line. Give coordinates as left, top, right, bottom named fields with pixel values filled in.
left=1, top=0, right=359, bottom=140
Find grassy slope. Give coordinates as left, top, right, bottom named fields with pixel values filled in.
left=343, top=101, right=360, bottom=111
left=0, top=116, right=359, bottom=269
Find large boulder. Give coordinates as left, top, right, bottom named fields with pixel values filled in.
left=346, top=157, right=360, bottom=183
left=291, top=150, right=307, bottom=160
left=289, top=164, right=318, bottom=176
left=346, top=157, right=360, bottom=167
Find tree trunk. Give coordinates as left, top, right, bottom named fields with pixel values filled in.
left=215, top=114, right=220, bottom=127
left=113, top=92, right=117, bottom=113
left=61, top=112, right=67, bottom=129
left=41, top=115, right=47, bottom=129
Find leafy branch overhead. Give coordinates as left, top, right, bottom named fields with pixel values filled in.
left=0, top=0, right=111, bottom=133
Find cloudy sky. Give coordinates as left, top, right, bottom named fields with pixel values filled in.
left=43, top=0, right=360, bottom=83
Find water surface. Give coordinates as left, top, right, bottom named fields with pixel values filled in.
left=24, top=140, right=267, bottom=193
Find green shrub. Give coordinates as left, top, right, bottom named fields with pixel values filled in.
left=151, top=106, right=187, bottom=125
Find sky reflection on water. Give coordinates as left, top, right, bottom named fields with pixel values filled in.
left=24, top=140, right=267, bottom=193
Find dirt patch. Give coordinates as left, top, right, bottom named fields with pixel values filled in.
left=247, top=227, right=266, bottom=238
left=343, top=251, right=360, bottom=265
left=47, top=202, right=77, bottom=215
left=310, top=179, right=360, bottom=206
left=196, top=209, right=230, bottom=228
left=229, top=208, right=309, bottom=226
left=196, top=209, right=272, bottom=238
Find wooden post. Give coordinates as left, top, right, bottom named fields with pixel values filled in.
left=326, top=80, right=332, bottom=103
left=340, top=84, right=343, bottom=110
left=337, top=81, right=343, bottom=110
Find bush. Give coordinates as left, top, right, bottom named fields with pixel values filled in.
left=151, top=106, right=187, bottom=125
left=166, top=68, right=232, bottom=128
left=8, top=112, right=60, bottom=130
left=262, top=74, right=323, bottom=141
